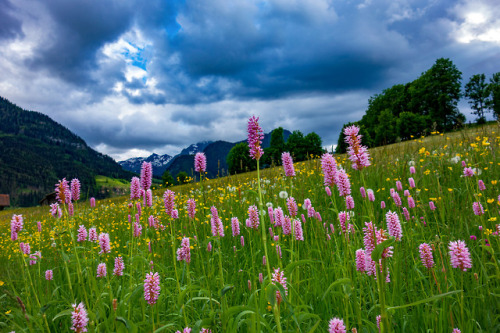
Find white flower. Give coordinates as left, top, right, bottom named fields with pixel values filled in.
left=408, top=160, right=415, bottom=166
left=279, top=191, right=288, bottom=199
left=450, top=156, right=460, bottom=164
left=266, top=202, right=273, bottom=208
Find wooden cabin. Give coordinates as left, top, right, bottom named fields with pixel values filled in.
left=0, top=194, right=10, bottom=210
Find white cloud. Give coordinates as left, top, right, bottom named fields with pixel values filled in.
left=451, top=0, right=500, bottom=44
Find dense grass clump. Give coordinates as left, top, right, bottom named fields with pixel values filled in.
left=0, top=123, right=499, bottom=332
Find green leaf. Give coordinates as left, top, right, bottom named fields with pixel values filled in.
left=116, top=316, right=137, bottom=333
left=153, top=323, right=176, bottom=333
left=220, top=285, right=234, bottom=298
left=321, top=278, right=351, bottom=301
left=387, top=290, right=462, bottom=312
left=285, top=259, right=318, bottom=276
left=307, top=319, right=322, bottom=333
left=371, top=237, right=395, bottom=262
left=52, top=309, right=73, bottom=322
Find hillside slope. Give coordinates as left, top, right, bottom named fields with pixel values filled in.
left=0, top=97, right=133, bottom=207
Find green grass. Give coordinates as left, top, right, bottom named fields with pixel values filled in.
left=0, top=124, right=499, bottom=332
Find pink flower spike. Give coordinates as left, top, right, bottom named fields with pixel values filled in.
left=478, top=180, right=486, bottom=191
left=113, top=257, right=124, bottom=276
left=144, top=272, right=161, bottom=306
left=321, top=153, right=337, bottom=187
left=247, top=116, right=264, bottom=160
left=344, top=125, right=370, bottom=171
left=130, top=177, right=141, bottom=200
left=140, top=162, right=152, bottom=190
left=70, top=302, right=89, bottom=333
left=97, top=263, right=107, bottom=278
left=328, top=317, right=347, bottom=333
left=194, top=152, right=207, bottom=173
left=448, top=240, right=472, bottom=271
left=45, top=269, right=53, bottom=281
left=463, top=167, right=474, bottom=177
left=70, top=178, right=81, bottom=202
left=473, top=202, right=484, bottom=216
left=419, top=243, right=434, bottom=269
left=281, top=152, right=295, bottom=177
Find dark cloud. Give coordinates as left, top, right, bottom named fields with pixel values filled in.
left=0, top=0, right=24, bottom=40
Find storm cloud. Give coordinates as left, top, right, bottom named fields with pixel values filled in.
left=0, top=0, right=499, bottom=160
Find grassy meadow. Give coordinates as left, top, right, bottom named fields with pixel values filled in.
left=0, top=123, right=499, bottom=332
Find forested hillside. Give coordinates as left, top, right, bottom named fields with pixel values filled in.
left=0, top=97, right=134, bottom=206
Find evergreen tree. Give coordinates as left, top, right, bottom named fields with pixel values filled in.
left=226, top=142, right=255, bottom=174
left=488, top=72, right=500, bottom=120
left=304, top=132, right=323, bottom=158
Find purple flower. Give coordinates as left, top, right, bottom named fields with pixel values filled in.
left=386, top=211, right=402, bottom=240
left=71, top=178, right=81, bottom=202
left=321, top=153, right=337, bottom=187
left=163, top=190, right=176, bottom=218
left=449, top=240, right=472, bottom=271
left=335, top=168, right=351, bottom=197
left=282, top=216, right=292, bottom=235
left=97, top=263, right=107, bottom=278
left=410, top=166, right=416, bottom=174
left=50, top=203, right=62, bottom=218
left=88, top=228, right=98, bottom=242
left=367, top=189, right=375, bottom=202
left=37, top=221, right=42, bottom=233
left=281, top=152, right=295, bottom=177
left=55, top=178, right=71, bottom=204
left=134, top=222, right=142, bottom=237
left=10, top=214, right=23, bottom=241
left=478, top=180, right=486, bottom=191
left=328, top=317, right=347, bottom=333
left=360, top=186, right=366, bottom=198
left=231, top=217, right=240, bottom=237
left=140, top=162, right=152, bottom=190
left=429, top=201, right=436, bottom=211
left=338, top=211, right=349, bottom=235
left=45, top=269, right=53, bottom=281
left=144, top=272, right=161, bottom=306
left=381, top=201, right=386, bottom=209
left=177, top=237, right=191, bottom=264
left=210, top=206, right=225, bottom=237
left=463, top=167, right=474, bottom=177
left=293, top=219, right=304, bottom=241
left=355, top=249, right=366, bottom=272
left=70, top=302, right=89, bottom=333
left=194, top=152, right=207, bottom=173
left=187, top=198, right=196, bottom=219
left=396, top=181, right=403, bottom=192
left=77, top=225, right=87, bottom=242
left=247, top=116, right=264, bottom=160
left=145, top=189, right=153, bottom=207
left=113, top=257, right=124, bottom=276
left=402, top=207, right=410, bottom=221
left=89, top=197, right=95, bottom=208
left=325, top=186, right=332, bottom=196
left=345, top=195, right=355, bottom=210
left=419, top=243, right=434, bottom=269
left=246, top=205, right=259, bottom=230
left=473, top=202, right=484, bottom=216
left=98, top=233, right=111, bottom=254
left=286, top=197, right=298, bottom=217
left=408, top=177, right=415, bottom=189
left=130, top=177, right=141, bottom=200
left=271, top=268, right=288, bottom=306
left=408, top=196, right=415, bottom=209
left=344, top=125, right=370, bottom=171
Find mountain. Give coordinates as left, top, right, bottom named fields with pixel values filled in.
left=119, top=153, right=173, bottom=176
left=179, top=141, right=213, bottom=156
left=0, top=96, right=134, bottom=207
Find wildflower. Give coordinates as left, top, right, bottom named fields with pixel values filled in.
left=71, top=178, right=81, bottom=202
left=429, top=201, right=436, bottom=211
left=478, top=180, right=486, bottom=191
left=113, top=257, right=124, bottom=276
left=402, top=207, right=410, bottom=221
left=259, top=273, right=263, bottom=284
left=276, top=245, right=282, bottom=258
left=176, top=328, right=192, bottom=333
left=281, top=152, right=295, bottom=177
left=363, top=222, right=377, bottom=254
left=473, top=202, right=484, bottom=216
left=268, top=206, right=275, bottom=224
left=339, top=211, right=349, bottom=234
left=29, top=251, right=41, bottom=265
left=303, top=197, right=312, bottom=211
left=282, top=216, right=292, bottom=235
left=449, top=240, right=472, bottom=271
left=391, top=190, right=402, bottom=207
left=210, top=206, right=225, bottom=237
left=225, top=217, right=239, bottom=238
left=386, top=211, right=402, bottom=240
left=20, top=242, right=30, bottom=255
left=408, top=196, right=415, bottom=209
left=335, top=168, right=351, bottom=197
left=134, top=222, right=142, bottom=237
left=10, top=214, right=23, bottom=241
left=70, top=302, right=89, bottom=333
left=279, top=191, right=288, bottom=199
left=68, top=202, right=74, bottom=216
left=345, top=195, right=355, bottom=210
left=325, top=186, right=332, bottom=196
left=396, top=181, right=403, bottom=191
left=144, top=272, right=161, bottom=306
left=140, top=162, right=152, bottom=190
left=144, top=189, right=153, bottom=207
left=187, top=199, right=196, bottom=219
left=328, top=317, right=347, bottom=333
left=194, top=152, right=207, bottom=173
left=408, top=177, right=415, bottom=188
left=452, top=329, right=461, bottom=333
left=97, top=263, right=107, bottom=278
left=177, top=237, right=191, bottom=264
left=130, top=177, right=141, bottom=200
left=88, top=228, right=98, bottom=242
left=381, top=201, right=386, bottom=209
left=240, top=236, right=244, bottom=247
left=360, top=187, right=366, bottom=198
left=45, top=270, right=53, bottom=281
left=271, top=268, right=288, bottom=306
left=207, top=242, right=212, bottom=252
left=98, top=233, right=111, bottom=254
left=163, top=190, right=176, bottom=217
left=50, top=203, right=62, bottom=218
left=355, top=249, right=366, bottom=272
left=410, top=166, right=416, bottom=174
left=366, top=189, right=375, bottom=202
left=463, top=167, right=474, bottom=177
left=247, top=116, right=264, bottom=160
left=294, top=219, right=304, bottom=241
left=55, top=178, right=71, bottom=204
left=77, top=225, right=87, bottom=242
left=286, top=197, right=298, bottom=217
left=321, top=153, right=337, bottom=187
left=376, top=315, right=381, bottom=332
left=344, top=125, right=370, bottom=170
left=89, top=197, right=95, bottom=208
left=419, top=243, right=434, bottom=269
left=37, top=221, right=42, bottom=233
left=246, top=205, right=259, bottom=230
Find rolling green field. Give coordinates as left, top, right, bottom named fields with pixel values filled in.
left=0, top=123, right=499, bottom=332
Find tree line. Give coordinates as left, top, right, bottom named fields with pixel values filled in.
left=336, top=58, right=500, bottom=153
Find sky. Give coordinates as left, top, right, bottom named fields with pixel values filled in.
left=0, top=0, right=499, bottom=161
